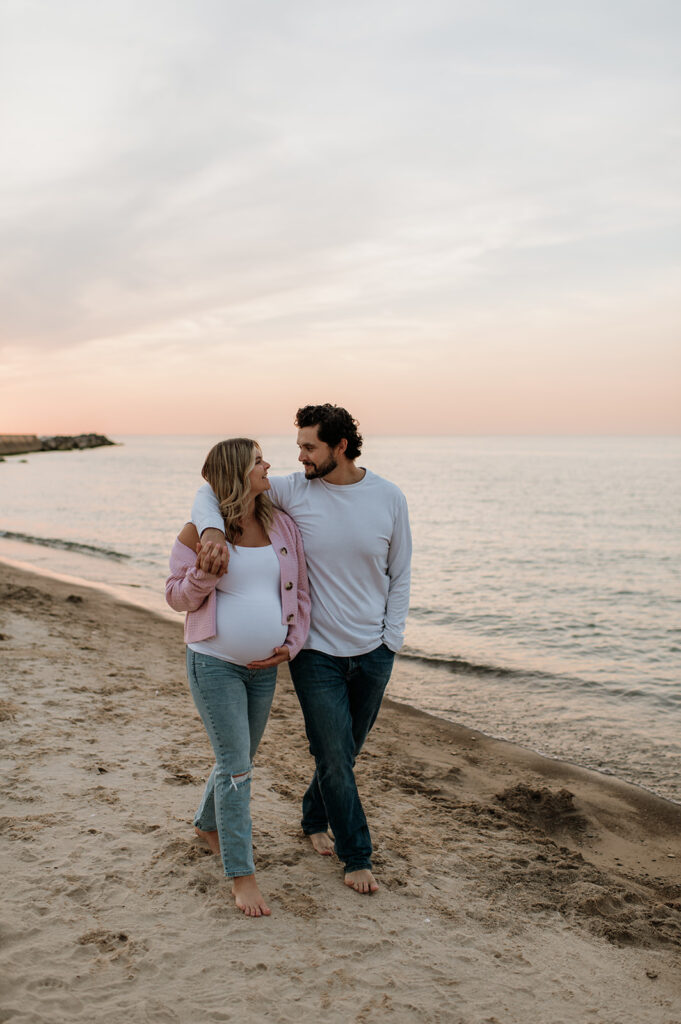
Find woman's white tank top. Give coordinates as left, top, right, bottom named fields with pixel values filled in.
left=188, top=544, right=287, bottom=666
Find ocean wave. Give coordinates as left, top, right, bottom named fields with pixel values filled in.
left=399, top=649, right=541, bottom=680
left=0, top=530, right=130, bottom=562
left=398, top=650, right=681, bottom=709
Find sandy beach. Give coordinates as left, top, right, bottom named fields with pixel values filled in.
left=1, top=561, right=680, bottom=1024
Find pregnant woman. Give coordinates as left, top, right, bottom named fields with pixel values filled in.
left=165, top=438, right=310, bottom=917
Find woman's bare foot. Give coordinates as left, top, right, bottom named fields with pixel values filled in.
left=231, top=875, right=271, bottom=917
left=309, top=831, right=334, bottom=856
left=194, top=826, right=220, bottom=856
left=344, top=869, right=379, bottom=894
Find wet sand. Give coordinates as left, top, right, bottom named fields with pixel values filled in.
left=1, top=562, right=680, bottom=1023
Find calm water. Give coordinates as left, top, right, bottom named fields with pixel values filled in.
left=1, top=435, right=680, bottom=802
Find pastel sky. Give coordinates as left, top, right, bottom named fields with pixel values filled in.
left=1, top=0, right=679, bottom=436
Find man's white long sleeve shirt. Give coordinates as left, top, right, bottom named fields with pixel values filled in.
left=191, top=469, right=411, bottom=657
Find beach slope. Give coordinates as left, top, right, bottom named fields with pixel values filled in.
left=1, top=563, right=679, bottom=1024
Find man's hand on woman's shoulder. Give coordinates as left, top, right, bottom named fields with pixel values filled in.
left=177, top=523, right=229, bottom=576
left=197, top=526, right=230, bottom=575
left=195, top=540, right=229, bottom=576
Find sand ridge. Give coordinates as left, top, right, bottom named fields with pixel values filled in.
left=0, top=562, right=680, bottom=1023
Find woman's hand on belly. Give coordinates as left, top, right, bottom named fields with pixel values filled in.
left=246, top=646, right=291, bottom=671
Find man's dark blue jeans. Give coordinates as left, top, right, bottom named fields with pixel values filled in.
left=289, top=643, right=396, bottom=873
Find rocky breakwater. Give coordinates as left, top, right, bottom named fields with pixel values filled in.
left=0, top=434, right=117, bottom=457
left=39, top=433, right=116, bottom=452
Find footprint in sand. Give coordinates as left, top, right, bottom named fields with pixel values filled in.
left=77, top=929, right=130, bottom=953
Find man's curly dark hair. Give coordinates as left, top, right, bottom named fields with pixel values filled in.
left=295, top=404, right=363, bottom=460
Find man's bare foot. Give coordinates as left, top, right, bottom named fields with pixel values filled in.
left=231, top=875, right=271, bottom=917
left=194, top=826, right=220, bottom=856
left=344, top=869, right=379, bottom=894
left=309, top=831, right=334, bottom=856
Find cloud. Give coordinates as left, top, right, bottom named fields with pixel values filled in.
left=0, top=0, right=679, bottom=431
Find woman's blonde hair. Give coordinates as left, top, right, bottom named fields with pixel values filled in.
left=201, top=438, right=274, bottom=544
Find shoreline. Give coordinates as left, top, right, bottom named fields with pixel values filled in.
left=1, top=550, right=678, bottom=810
left=1, top=561, right=680, bottom=1022
left=386, top=690, right=681, bottom=813
left=0, top=549, right=174, bottom=623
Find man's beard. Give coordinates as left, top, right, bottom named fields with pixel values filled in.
left=304, top=455, right=337, bottom=479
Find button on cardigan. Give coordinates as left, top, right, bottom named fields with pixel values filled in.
left=165, top=509, right=310, bottom=658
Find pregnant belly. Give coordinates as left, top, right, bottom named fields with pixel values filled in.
left=190, top=596, right=288, bottom=666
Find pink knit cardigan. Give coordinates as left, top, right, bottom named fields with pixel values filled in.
left=165, top=510, right=310, bottom=658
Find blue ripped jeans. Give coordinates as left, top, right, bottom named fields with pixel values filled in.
left=186, top=649, right=276, bottom=878
left=289, top=644, right=395, bottom=873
